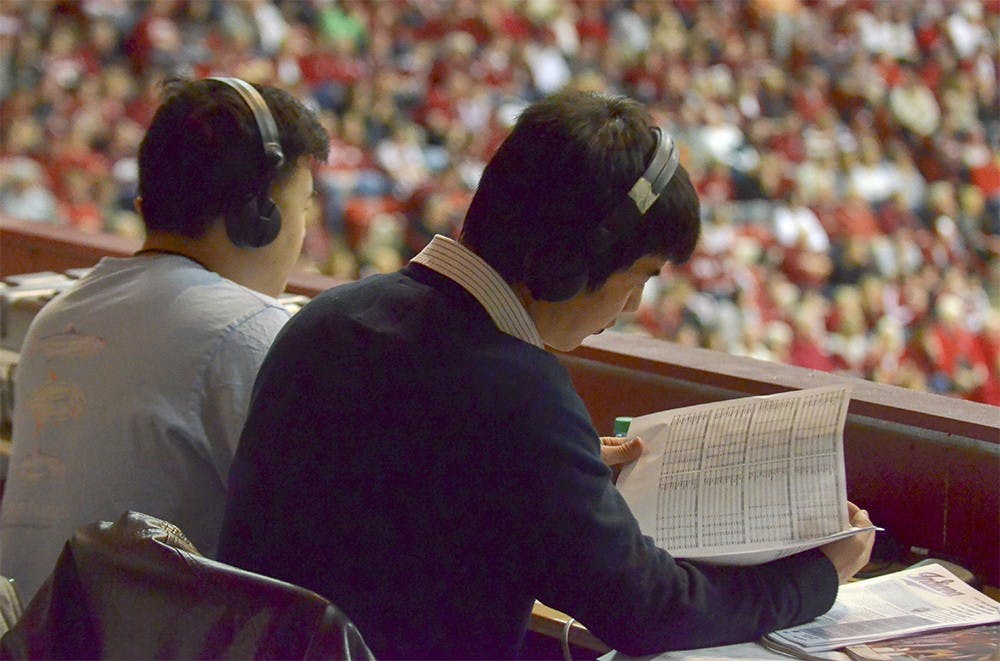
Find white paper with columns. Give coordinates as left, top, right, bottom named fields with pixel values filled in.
left=615, top=386, right=874, bottom=565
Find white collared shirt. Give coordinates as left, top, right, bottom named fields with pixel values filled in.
left=410, top=235, right=544, bottom=349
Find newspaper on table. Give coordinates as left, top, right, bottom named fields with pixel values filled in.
left=615, top=386, right=875, bottom=565
left=764, top=562, right=1000, bottom=655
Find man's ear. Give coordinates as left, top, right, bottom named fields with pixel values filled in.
left=133, top=197, right=143, bottom=214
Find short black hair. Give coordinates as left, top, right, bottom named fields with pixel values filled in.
left=460, top=90, right=700, bottom=297
left=137, top=77, right=329, bottom=237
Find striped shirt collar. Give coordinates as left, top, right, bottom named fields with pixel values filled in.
left=410, top=235, right=544, bottom=349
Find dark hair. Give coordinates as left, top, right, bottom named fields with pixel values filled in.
left=137, top=77, right=329, bottom=237
left=459, top=90, right=700, bottom=299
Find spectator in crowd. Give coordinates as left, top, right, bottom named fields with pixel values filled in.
left=0, top=76, right=328, bottom=603
left=889, top=66, right=941, bottom=138
left=0, top=157, right=58, bottom=223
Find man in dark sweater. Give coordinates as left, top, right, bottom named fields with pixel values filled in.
left=218, top=90, right=874, bottom=658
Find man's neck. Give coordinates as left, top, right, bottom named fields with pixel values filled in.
left=138, top=233, right=219, bottom=274
left=138, top=229, right=281, bottom=297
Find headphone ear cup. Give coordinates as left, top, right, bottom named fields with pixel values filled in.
left=225, top=194, right=282, bottom=248
left=255, top=196, right=282, bottom=245
left=523, top=245, right=589, bottom=302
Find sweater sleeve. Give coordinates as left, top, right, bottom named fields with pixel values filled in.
left=507, top=360, right=839, bottom=656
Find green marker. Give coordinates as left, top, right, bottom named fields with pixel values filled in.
left=613, top=416, right=632, bottom=438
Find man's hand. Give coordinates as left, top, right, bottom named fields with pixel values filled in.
left=819, top=502, right=876, bottom=584
left=600, top=436, right=644, bottom=481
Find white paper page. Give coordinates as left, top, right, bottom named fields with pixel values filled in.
left=616, top=387, right=852, bottom=562
left=767, top=563, right=1000, bottom=654
left=600, top=638, right=851, bottom=660
left=675, top=526, right=877, bottom=565
left=599, top=640, right=831, bottom=660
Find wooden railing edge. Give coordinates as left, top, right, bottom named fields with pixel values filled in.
left=564, top=332, right=999, bottom=446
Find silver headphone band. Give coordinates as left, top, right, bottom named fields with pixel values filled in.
left=627, top=126, right=679, bottom=215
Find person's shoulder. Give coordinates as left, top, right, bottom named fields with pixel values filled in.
left=293, top=270, right=481, bottom=338
left=124, top=259, right=293, bottom=342
left=311, top=271, right=415, bottom=304
left=175, top=266, right=289, bottom=320
left=465, top=333, right=568, bottom=398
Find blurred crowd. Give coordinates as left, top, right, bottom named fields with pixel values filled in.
left=0, top=0, right=998, bottom=404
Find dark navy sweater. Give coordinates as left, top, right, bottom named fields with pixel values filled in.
left=218, top=263, right=837, bottom=659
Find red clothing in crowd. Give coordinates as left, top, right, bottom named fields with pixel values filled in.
left=926, top=321, right=979, bottom=379
left=789, top=334, right=838, bottom=372
left=969, top=156, right=1000, bottom=201
left=833, top=197, right=883, bottom=239
left=970, top=330, right=1000, bottom=405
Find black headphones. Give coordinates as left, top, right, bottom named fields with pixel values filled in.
left=208, top=76, right=285, bottom=248
left=524, top=127, right=680, bottom=302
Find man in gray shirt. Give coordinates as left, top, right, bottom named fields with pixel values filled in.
left=0, top=76, right=328, bottom=603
